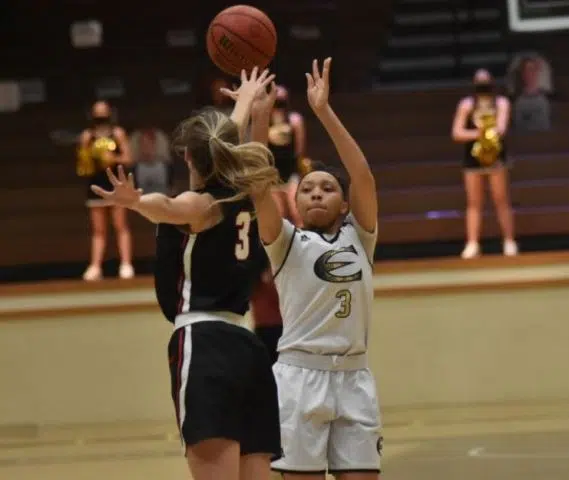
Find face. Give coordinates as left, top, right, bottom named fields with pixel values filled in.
left=296, top=171, right=348, bottom=232
left=473, top=69, right=494, bottom=95
left=91, top=101, right=112, bottom=125
left=274, top=85, right=289, bottom=109
left=522, top=60, right=540, bottom=88
left=140, top=133, right=155, bottom=156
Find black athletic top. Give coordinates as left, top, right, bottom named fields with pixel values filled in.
left=154, top=185, right=265, bottom=323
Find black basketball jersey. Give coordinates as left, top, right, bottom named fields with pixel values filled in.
left=154, top=185, right=265, bottom=323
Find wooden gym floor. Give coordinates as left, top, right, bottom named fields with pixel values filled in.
left=1, top=401, right=569, bottom=479
left=2, top=251, right=569, bottom=479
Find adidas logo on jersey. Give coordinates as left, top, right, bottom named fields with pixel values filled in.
left=300, top=234, right=310, bottom=242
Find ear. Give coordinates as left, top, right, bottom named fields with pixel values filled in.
left=340, top=199, right=349, bottom=216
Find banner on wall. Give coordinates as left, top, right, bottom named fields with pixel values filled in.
left=508, top=0, right=569, bottom=31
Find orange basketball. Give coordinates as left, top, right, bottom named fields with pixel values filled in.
left=207, top=5, right=277, bottom=77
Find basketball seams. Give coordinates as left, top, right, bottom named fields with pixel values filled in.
left=210, top=22, right=273, bottom=61
left=207, top=6, right=277, bottom=77
left=208, top=26, right=263, bottom=76
left=208, top=27, right=244, bottom=69
left=218, top=11, right=277, bottom=41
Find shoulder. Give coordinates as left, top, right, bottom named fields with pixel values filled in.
left=496, top=96, right=511, bottom=108
left=458, top=97, right=474, bottom=110
left=112, top=126, right=128, bottom=140
left=79, top=129, right=92, bottom=144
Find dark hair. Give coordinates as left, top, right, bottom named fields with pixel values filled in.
left=171, top=107, right=280, bottom=201
left=301, top=160, right=350, bottom=199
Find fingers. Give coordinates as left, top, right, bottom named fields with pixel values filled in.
left=268, top=81, right=277, bottom=97
left=106, top=167, right=120, bottom=187
left=90, top=185, right=111, bottom=198
left=241, top=69, right=247, bottom=84
left=322, top=57, right=332, bottom=84
left=128, top=172, right=136, bottom=189
left=117, top=165, right=127, bottom=183
left=312, top=59, right=321, bottom=82
left=249, top=66, right=259, bottom=81
left=257, top=68, right=270, bottom=84
left=305, top=73, right=315, bottom=89
left=260, top=73, right=276, bottom=89
left=219, top=87, right=238, bottom=100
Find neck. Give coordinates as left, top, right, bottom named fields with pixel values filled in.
left=189, top=166, right=205, bottom=190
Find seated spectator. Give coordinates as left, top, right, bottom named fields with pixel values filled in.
left=508, top=54, right=552, bottom=131
left=130, top=128, right=172, bottom=194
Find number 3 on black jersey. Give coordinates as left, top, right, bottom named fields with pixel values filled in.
left=235, top=211, right=252, bottom=260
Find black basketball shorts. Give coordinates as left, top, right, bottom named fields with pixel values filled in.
left=168, top=319, right=281, bottom=458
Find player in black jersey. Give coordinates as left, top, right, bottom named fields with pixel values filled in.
left=91, top=68, right=281, bottom=480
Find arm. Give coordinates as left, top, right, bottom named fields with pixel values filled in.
left=112, top=127, right=133, bottom=166
left=223, top=67, right=275, bottom=141
left=250, top=83, right=285, bottom=245
left=289, top=112, right=306, bottom=158
left=316, top=105, right=377, bottom=233
left=307, top=58, right=377, bottom=233
left=91, top=166, right=215, bottom=226
left=496, top=96, right=511, bottom=136
left=132, top=191, right=213, bottom=225
left=451, top=98, right=479, bottom=142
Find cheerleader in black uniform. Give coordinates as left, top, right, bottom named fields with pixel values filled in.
left=77, top=101, right=134, bottom=280
left=452, top=69, right=518, bottom=259
left=268, top=85, right=306, bottom=226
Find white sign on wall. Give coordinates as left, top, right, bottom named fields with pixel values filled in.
left=0, top=82, right=21, bottom=112
left=508, top=0, right=569, bottom=32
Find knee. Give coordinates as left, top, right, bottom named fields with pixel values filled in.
left=112, top=211, right=130, bottom=232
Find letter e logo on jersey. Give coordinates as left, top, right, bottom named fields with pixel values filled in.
left=313, top=245, right=362, bottom=283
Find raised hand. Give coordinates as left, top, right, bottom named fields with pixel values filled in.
left=306, top=57, right=332, bottom=113
left=220, top=67, right=276, bottom=104
left=90, top=165, right=142, bottom=208
left=252, top=81, right=277, bottom=117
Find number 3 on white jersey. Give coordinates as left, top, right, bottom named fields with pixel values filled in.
left=235, top=211, right=252, bottom=260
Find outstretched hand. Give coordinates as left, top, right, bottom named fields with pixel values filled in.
left=220, top=67, right=275, bottom=104
left=252, top=81, right=277, bottom=117
left=90, top=165, right=142, bottom=208
left=306, top=57, right=332, bottom=113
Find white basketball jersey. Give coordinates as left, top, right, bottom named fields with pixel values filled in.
left=265, top=214, right=377, bottom=356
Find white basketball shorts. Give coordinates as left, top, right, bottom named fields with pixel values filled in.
left=271, top=361, right=382, bottom=474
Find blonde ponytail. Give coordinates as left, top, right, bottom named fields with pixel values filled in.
left=172, top=108, right=281, bottom=204
left=208, top=136, right=280, bottom=203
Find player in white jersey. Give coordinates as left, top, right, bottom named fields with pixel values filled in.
left=249, top=58, right=381, bottom=479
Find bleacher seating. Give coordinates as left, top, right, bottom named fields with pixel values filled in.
left=1, top=0, right=569, bottom=272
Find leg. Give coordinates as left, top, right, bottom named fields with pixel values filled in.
left=240, top=453, right=272, bottom=480
left=270, top=363, right=331, bottom=479
left=168, top=323, right=266, bottom=480
left=328, top=370, right=381, bottom=480
left=240, top=340, right=282, bottom=480
left=84, top=206, right=107, bottom=281
left=462, top=171, right=485, bottom=258
left=335, top=473, right=380, bottom=480
left=187, top=438, right=240, bottom=480
left=488, top=167, right=517, bottom=255
left=110, top=205, right=135, bottom=278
